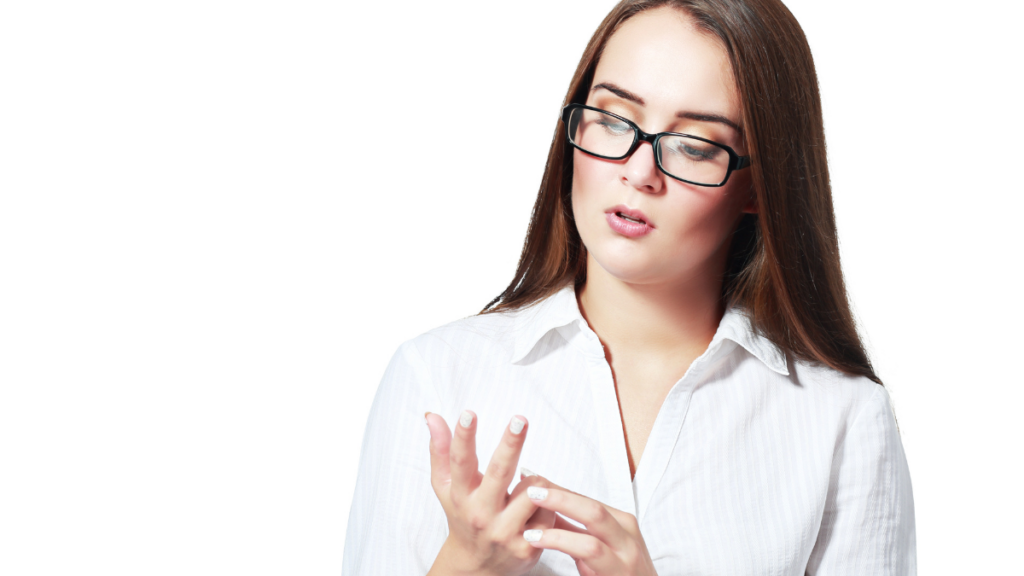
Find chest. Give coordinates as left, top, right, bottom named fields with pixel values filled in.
left=607, top=355, right=697, bottom=479
left=509, top=356, right=835, bottom=576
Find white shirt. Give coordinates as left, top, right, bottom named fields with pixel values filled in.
left=342, top=283, right=916, bottom=575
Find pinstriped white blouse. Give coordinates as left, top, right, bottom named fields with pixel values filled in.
left=342, top=283, right=917, bottom=575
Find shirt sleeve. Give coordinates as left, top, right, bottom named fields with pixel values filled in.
left=342, top=339, right=450, bottom=575
left=806, top=385, right=918, bottom=575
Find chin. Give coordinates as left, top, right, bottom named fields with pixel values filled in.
left=589, top=250, right=669, bottom=285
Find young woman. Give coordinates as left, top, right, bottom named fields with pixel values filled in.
left=343, top=1, right=916, bottom=575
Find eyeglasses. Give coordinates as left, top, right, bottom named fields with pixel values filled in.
left=561, top=103, right=750, bottom=187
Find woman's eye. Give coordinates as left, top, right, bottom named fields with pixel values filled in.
left=597, top=119, right=632, bottom=135
left=671, top=142, right=719, bottom=161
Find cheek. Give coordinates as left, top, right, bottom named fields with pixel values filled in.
left=659, top=182, right=749, bottom=255
left=569, top=148, right=750, bottom=278
left=572, top=150, right=618, bottom=194
left=571, top=151, right=615, bottom=226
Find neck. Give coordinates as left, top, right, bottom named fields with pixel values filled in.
left=576, top=253, right=726, bottom=361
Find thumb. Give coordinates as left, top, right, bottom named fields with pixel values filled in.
left=425, top=412, right=452, bottom=491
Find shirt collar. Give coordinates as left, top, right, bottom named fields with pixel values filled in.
left=712, top=305, right=789, bottom=376
left=510, top=284, right=585, bottom=364
left=509, top=283, right=789, bottom=376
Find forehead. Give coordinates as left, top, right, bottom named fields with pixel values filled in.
left=593, top=7, right=739, bottom=119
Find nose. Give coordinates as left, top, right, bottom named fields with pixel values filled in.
left=621, top=141, right=663, bottom=194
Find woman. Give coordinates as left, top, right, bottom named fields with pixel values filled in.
left=343, top=0, right=916, bottom=574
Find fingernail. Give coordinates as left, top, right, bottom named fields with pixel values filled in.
left=520, top=467, right=536, bottom=477
left=459, top=410, right=473, bottom=429
left=527, top=486, right=548, bottom=501
left=424, top=411, right=431, bottom=425
left=509, top=416, right=525, bottom=435
left=523, top=529, right=543, bottom=542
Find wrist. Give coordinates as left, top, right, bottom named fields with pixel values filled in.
left=428, top=537, right=501, bottom=576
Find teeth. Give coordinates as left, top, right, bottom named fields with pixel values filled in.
left=618, top=212, right=643, bottom=224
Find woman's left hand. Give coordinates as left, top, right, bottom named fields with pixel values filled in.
left=519, top=472, right=658, bottom=576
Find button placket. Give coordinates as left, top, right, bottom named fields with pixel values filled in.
left=633, top=339, right=737, bottom=525
left=584, top=351, right=637, bottom=516
left=564, top=320, right=637, bottom=516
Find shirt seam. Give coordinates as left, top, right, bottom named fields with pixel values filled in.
left=851, top=384, right=884, bottom=436
left=829, top=382, right=882, bottom=467
left=399, top=337, right=446, bottom=409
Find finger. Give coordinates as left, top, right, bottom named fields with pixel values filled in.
left=574, top=557, right=600, bottom=576
left=541, top=518, right=600, bottom=576
left=553, top=513, right=587, bottom=534
left=526, top=480, right=632, bottom=549
left=448, top=409, right=481, bottom=503
left=524, top=529, right=619, bottom=574
left=527, top=475, right=636, bottom=529
left=477, top=415, right=529, bottom=511
left=524, top=507, right=558, bottom=531
left=497, top=474, right=549, bottom=536
left=525, top=512, right=587, bottom=538
left=424, top=412, right=452, bottom=494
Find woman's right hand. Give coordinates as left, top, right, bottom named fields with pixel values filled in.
left=425, top=410, right=555, bottom=576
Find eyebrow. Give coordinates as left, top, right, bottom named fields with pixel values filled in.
left=591, top=81, right=742, bottom=133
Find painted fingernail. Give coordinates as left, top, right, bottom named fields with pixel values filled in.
left=459, top=410, right=473, bottom=429
left=523, top=529, right=543, bottom=542
left=509, top=416, right=525, bottom=435
left=527, top=486, right=548, bottom=501
left=520, top=467, right=536, bottom=477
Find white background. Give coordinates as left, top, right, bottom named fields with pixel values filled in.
left=1, top=1, right=1020, bottom=574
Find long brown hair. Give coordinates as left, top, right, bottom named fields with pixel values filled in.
left=479, top=0, right=880, bottom=385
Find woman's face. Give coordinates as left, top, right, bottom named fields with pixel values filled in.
left=572, top=7, right=755, bottom=289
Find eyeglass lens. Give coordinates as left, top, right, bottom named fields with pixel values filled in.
left=567, top=107, right=731, bottom=186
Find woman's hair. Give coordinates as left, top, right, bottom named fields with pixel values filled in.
left=479, top=0, right=880, bottom=385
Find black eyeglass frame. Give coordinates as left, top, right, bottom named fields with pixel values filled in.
left=561, top=103, right=750, bottom=187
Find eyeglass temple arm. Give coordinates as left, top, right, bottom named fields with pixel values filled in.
left=734, top=156, right=750, bottom=170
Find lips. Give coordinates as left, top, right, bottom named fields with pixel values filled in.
left=605, top=204, right=654, bottom=228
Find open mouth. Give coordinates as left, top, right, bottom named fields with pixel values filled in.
left=616, top=212, right=646, bottom=225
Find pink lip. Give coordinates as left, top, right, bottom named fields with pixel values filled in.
left=605, top=204, right=654, bottom=228
left=604, top=204, right=654, bottom=238
left=605, top=211, right=653, bottom=238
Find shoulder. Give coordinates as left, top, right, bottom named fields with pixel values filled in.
left=787, top=356, right=892, bottom=431
left=371, top=310, right=526, bottom=413
left=720, top=306, right=888, bottom=424
left=401, top=308, right=524, bottom=370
